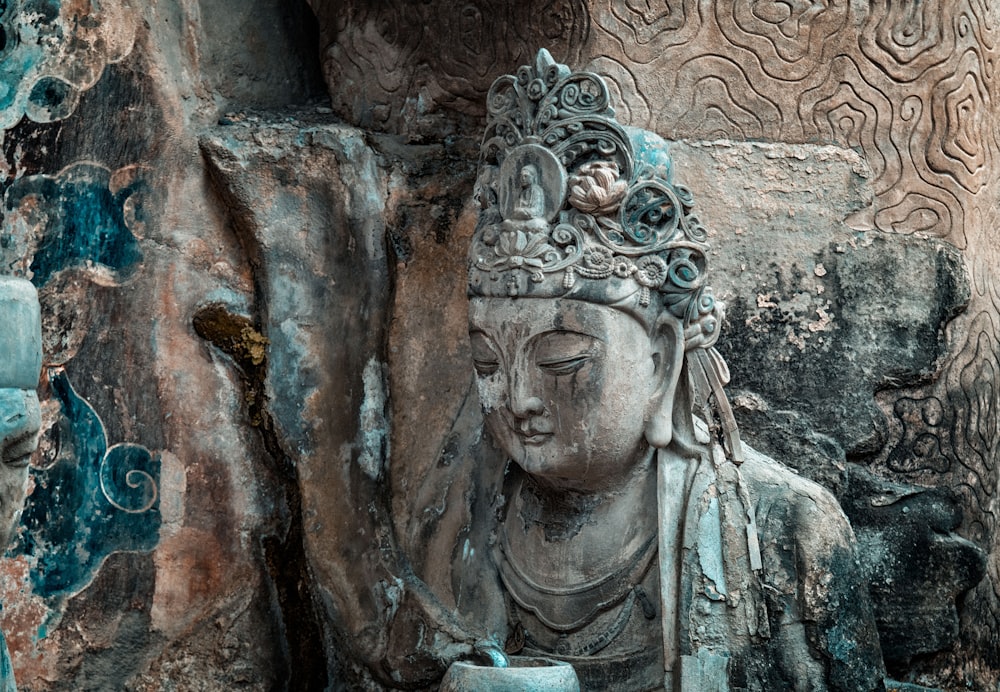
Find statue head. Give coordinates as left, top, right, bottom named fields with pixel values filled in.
left=518, top=165, right=539, bottom=188
left=0, top=277, right=42, bottom=547
left=468, top=50, right=736, bottom=491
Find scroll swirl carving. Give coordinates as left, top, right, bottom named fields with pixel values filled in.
left=858, top=1, right=991, bottom=83
left=714, top=0, right=849, bottom=81
left=928, top=51, right=992, bottom=195
left=594, top=0, right=699, bottom=61
left=316, top=0, right=1000, bottom=245
left=874, top=204, right=1000, bottom=674
left=310, top=0, right=590, bottom=131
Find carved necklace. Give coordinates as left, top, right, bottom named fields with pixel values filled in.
left=508, top=586, right=656, bottom=658
left=495, top=519, right=658, bottom=632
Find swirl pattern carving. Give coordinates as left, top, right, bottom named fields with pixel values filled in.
left=316, top=0, right=999, bottom=244
left=875, top=229, right=1000, bottom=671
left=308, top=0, right=590, bottom=131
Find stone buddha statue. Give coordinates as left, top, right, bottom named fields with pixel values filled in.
left=0, top=277, right=42, bottom=691
left=511, top=164, right=545, bottom=221
left=447, top=50, right=886, bottom=691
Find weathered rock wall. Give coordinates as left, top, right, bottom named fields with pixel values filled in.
left=0, top=0, right=330, bottom=688
left=0, top=0, right=997, bottom=690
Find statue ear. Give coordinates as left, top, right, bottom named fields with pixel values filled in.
left=644, top=315, right=685, bottom=448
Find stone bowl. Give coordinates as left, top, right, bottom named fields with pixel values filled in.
left=440, top=656, right=580, bottom=692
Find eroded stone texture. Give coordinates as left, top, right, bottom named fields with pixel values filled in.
left=0, top=0, right=328, bottom=689
left=843, top=466, right=987, bottom=667
left=0, top=0, right=996, bottom=689
left=671, top=140, right=969, bottom=466
left=200, top=119, right=485, bottom=689
left=312, top=1, right=998, bottom=241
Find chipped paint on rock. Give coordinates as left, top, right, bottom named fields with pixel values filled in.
left=0, top=0, right=137, bottom=131
left=3, top=163, right=143, bottom=285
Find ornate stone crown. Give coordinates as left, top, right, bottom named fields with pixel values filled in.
left=468, top=49, right=715, bottom=336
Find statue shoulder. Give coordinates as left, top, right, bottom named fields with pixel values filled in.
left=731, top=448, right=886, bottom=690
left=737, top=444, right=855, bottom=548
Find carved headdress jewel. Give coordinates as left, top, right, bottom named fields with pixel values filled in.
left=468, top=49, right=744, bottom=463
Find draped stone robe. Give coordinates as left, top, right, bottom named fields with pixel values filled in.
left=447, top=434, right=886, bottom=691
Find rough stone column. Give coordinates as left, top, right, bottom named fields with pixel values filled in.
left=0, top=0, right=330, bottom=688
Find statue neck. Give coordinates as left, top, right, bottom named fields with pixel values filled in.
left=503, top=449, right=659, bottom=583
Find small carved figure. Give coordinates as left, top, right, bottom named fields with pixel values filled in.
left=511, top=165, right=545, bottom=221
left=449, top=50, right=886, bottom=691
left=496, top=156, right=560, bottom=238
left=0, top=276, right=42, bottom=691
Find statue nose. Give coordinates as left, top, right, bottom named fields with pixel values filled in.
left=508, top=371, right=543, bottom=419
left=510, top=395, right=544, bottom=419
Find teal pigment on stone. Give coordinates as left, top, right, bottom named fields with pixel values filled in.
left=3, top=164, right=143, bottom=287
left=12, top=370, right=160, bottom=600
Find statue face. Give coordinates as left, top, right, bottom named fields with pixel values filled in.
left=0, top=388, right=40, bottom=547
left=469, top=297, right=670, bottom=490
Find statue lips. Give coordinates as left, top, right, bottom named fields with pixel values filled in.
left=520, top=432, right=552, bottom=446
left=516, top=419, right=553, bottom=446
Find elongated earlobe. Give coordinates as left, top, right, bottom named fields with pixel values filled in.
left=644, top=317, right=685, bottom=448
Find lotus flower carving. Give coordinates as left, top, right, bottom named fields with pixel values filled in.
left=568, top=161, right=627, bottom=215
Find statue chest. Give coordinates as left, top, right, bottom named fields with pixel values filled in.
left=494, top=521, right=664, bottom=689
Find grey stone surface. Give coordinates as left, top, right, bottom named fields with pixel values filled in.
left=0, top=277, right=41, bottom=692
left=441, top=658, right=580, bottom=692
left=844, top=465, right=987, bottom=666
left=0, top=278, right=41, bottom=550
left=200, top=119, right=483, bottom=689
left=669, top=141, right=969, bottom=470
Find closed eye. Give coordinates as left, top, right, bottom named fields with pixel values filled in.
left=537, top=355, right=590, bottom=375
left=469, top=330, right=501, bottom=377
left=473, top=360, right=500, bottom=376
left=2, top=429, right=38, bottom=467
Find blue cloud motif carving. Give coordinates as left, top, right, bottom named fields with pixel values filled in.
left=12, top=368, right=160, bottom=599
left=0, top=0, right=137, bottom=130
left=2, top=163, right=143, bottom=286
